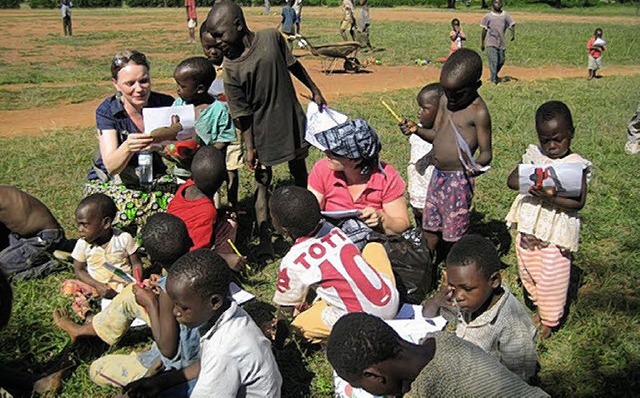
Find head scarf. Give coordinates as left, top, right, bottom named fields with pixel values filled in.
left=314, top=119, right=382, bottom=175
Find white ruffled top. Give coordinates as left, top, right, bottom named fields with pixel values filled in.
left=505, top=145, right=593, bottom=252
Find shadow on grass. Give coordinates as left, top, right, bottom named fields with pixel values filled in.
left=468, top=211, right=513, bottom=258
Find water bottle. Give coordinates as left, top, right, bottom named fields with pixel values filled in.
left=137, top=151, right=153, bottom=188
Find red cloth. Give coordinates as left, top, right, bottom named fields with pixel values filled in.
left=186, top=0, right=197, bottom=20
left=308, top=158, right=406, bottom=212
left=586, top=37, right=602, bottom=59
left=168, top=179, right=217, bottom=250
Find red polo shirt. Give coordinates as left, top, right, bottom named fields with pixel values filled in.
left=308, top=158, right=406, bottom=211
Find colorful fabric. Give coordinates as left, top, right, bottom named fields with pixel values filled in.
left=185, top=0, right=197, bottom=20
left=173, top=98, right=236, bottom=145
left=83, top=177, right=176, bottom=237
left=314, top=119, right=381, bottom=175
left=195, top=302, right=282, bottom=397
left=586, top=37, right=603, bottom=58
left=454, top=284, right=538, bottom=381
left=223, top=29, right=308, bottom=166
left=422, top=168, right=474, bottom=242
left=308, top=158, right=406, bottom=212
left=91, top=283, right=151, bottom=345
left=516, top=233, right=571, bottom=328
left=480, top=10, right=515, bottom=50
left=167, top=179, right=217, bottom=250
left=505, top=145, right=592, bottom=252
left=273, top=224, right=399, bottom=334
left=71, top=228, right=138, bottom=291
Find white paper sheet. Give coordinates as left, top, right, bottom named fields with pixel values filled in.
left=305, top=102, right=349, bottom=151
left=143, top=105, right=196, bottom=141
left=518, top=163, right=584, bottom=197
left=229, top=281, right=255, bottom=305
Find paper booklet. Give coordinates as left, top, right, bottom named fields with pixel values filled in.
left=143, top=105, right=196, bottom=142
left=518, top=163, right=584, bottom=197
left=305, top=102, right=349, bottom=151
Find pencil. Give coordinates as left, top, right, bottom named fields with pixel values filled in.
left=227, top=239, right=243, bottom=257
left=99, top=372, right=125, bottom=388
left=381, top=100, right=403, bottom=122
left=134, top=267, right=143, bottom=288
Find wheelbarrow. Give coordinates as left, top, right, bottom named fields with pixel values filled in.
left=299, top=38, right=363, bottom=75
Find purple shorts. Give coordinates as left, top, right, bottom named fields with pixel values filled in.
left=422, top=169, right=474, bottom=242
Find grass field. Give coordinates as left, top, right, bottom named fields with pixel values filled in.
left=1, top=4, right=640, bottom=397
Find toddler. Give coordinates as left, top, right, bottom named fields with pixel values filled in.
left=69, top=193, right=141, bottom=305
left=399, top=83, right=443, bottom=226
left=586, top=28, right=606, bottom=80
left=422, top=235, right=538, bottom=380
left=270, top=186, right=399, bottom=343
left=506, top=101, right=592, bottom=339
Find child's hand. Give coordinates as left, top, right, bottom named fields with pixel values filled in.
left=133, top=285, right=158, bottom=309
left=399, top=119, right=418, bottom=136
left=529, top=185, right=557, bottom=201
left=245, top=149, right=258, bottom=172
left=96, top=283, right=117, bottom=299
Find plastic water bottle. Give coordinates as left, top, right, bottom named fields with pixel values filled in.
left=138, top=151, right=153, bottom=188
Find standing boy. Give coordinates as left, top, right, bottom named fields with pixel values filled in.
left=480, top=0, right=515, bottom=85
left=357, top=0, right=373, bottom=51
left=326, top=313, right=549, bottom=397
left=0, top=185, right=69, bottom=281
left=400, top=49, right=492, bottom=267
left=586, top=28, right=606, bottom=80
left=340, top=0, right=356, bottom=41
left=186, top=0, right=198, bottom=43
left=204, top=0, right=326, bottom=262
left=60, top=0, right=72, bottom=36
left=292, top=0, right=302, bottom=35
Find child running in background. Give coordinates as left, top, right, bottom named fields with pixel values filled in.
left=400, top=48, right=492, bottom=266
left=506, top=101, right=592, bottom=339
left=448, top=18, right=466, bottom=59
left=421, top=235, right=538, bottom=381
left=167, top=146, right=245, bottom=271
left=269, top=186, right=399, bottom=344
left=399, top=83, right=443, bottom=227
left=64, top=194, right=142, bottom=317
left=326, top=313, right=550, bottom=398
left=586, top=28, right=606, bottom=80
left=158, top=249, right=282, bottom=396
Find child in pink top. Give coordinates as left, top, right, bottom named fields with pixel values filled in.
left=586, top=28, right=606, bottom=80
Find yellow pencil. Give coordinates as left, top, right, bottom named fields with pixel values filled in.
left=381, top=100, right=403, bottom=122
left=227, top=239, right=243, bottom=257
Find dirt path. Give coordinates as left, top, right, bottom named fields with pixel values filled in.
left=1, top=61, right=638, bottom=137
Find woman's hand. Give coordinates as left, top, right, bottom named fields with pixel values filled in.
left=359, top=207, right=383, bottom=228
left=125, top=133, right=154, bottom=153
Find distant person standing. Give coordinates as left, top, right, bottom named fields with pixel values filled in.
left=586, top=28, right=606, bottom=80
left=185, top=0, right=198, bottom=43
left=357, top=0, right=373, bottom=51
left=60, top=0, right=72, bottom=36
left=292, top=0, right=302, bottom=35
left=480, top=0, right=515, bottom=84
left=340, top=0, right=356, bottom=41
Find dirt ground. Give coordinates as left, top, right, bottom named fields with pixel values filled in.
left=1, top=7, right=638, bottom=137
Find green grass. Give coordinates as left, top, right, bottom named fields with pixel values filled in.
left=1, top=75, right=639, bottom=397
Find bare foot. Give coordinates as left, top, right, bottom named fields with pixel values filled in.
left=53, top=308, right=80, bottom=342
left=531, top=312, right=541, bottom=328
left=539, top=324, right=552, bottom=339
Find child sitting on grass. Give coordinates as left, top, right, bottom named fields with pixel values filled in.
left=400, top=48, right=492, bottom=266
left=399, top=83, right=443, bottom=227
left=167, top=146, right=244, bottom=271
left=125, top=249, right=282, bottom=396
left=506, top=101, right=592, bottom=339
left=326, top=313, right=549, bottom=397
left=54, top=213, right=198, bottom=392
left=421, top=234, right=538, bottom=381
left=62, top=193, right=142, bottom=318
left=0, top=185, right=70, bottom=281
left=269, top=186, right=400, bottom=344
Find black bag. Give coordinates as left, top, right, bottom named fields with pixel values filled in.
left=368, top=228, right=433, bottom=304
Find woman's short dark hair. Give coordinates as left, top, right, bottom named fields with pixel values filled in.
left=111, top=50, right=149, bottom=80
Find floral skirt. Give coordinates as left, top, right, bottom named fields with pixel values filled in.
left=83, top=176, right=177, bottom=237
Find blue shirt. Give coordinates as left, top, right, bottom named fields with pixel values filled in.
left=89, top=91, right=174, bottom=181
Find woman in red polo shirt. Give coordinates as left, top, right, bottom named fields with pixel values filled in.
left=307, top=119, right=410, bottom=249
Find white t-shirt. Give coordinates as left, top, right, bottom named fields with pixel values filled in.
left=71, top=229, right=138, bottom=291
left=192, top=302, right=282, bottom=398
left=407, top=134, right=434, bottom=209
left=273, top=225, right=399, bottom=327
